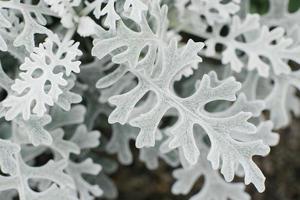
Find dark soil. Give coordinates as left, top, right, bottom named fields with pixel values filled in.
left=108, top=118, right=300, bottom=200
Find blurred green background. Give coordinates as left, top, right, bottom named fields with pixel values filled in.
left=250, top=0, right=300, bottom=13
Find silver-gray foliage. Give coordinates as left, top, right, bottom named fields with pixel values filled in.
left=0, top=0, right=297, bottom=199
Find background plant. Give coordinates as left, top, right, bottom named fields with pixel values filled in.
left=0, top=0, right=299, bottom=200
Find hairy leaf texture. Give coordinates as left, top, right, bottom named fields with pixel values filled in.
left=0, top=0, right=55, bottom=51
left=0, top=157, right=74, bottom=200
left=241, top=70, right=300, bottom=129
left=106, top=123, right=179, bottom=169
left=0, top=9, right=11, bottom=51
left=123, top=0, right=149, bottom=22
left=16, top=115, right=52, bottom=146
left=171, top=121, right=278, bottom=199
left=92, top=4, right=169, bottom=70
left=205, top=14, right=300, bottom=77
left=172, top=145, right=250, bottom=200
left=265, top=72, right=300, bottom=128
left=46, top=105, right=86, bottom=130
left=50, top=128, right=80, bottom=158
left=260, top=0, right=300, bottom=32
left=0, top=62, right=55, bottom=147
left=67, top=159, right=103, bottom=200
left=0, top=0, right=290, bottom=199
left=53, top=106, right=103, bottom=198
left=68, top=125, right=102, bottom=200
left=92, top=7, right=270, bottom=191
left=12, top=105, right=103, bottom=200
left=0, top=62, right=14, bottom=96
left=44, top=0, right=80, bottom=28
left=177, top=0, right=240, bottom=26
left=0, top=139, right=20, bottom=175
left=83, top=0, right=120, bottom=33
left=106, top=124, right=138, bottom=165
left=0, top=9, right=27, bottom=60
left=3, top=35, right=82, bottom=120
left=46, top=106, right=103, bottom=200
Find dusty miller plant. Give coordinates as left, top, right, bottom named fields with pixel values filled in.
left=0, top=0, right=298, bottom=199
